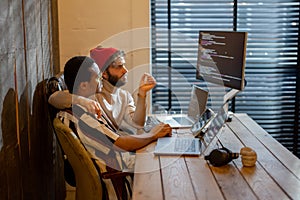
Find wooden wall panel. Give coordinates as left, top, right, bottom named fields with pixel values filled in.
left=0, top=0, right=64, bottom=199
left=0, top=0, right=24, bottom=199
left=1, top=89, right=21, bottom=200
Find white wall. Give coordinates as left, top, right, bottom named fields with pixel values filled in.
left=57, top=0, right=150, bottom=93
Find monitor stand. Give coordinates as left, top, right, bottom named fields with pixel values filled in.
left=223, top=88, right=240, bottom=122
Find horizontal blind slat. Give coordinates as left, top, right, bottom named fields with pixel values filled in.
left=151, top=0, right=299, bottom=155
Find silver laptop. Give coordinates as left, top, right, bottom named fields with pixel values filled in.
left=155, top=85, right=209, bottom=129
left=153, top=104, right=227, bottom=156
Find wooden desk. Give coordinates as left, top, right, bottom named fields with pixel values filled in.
left=133, top=113, right=300, bottom=200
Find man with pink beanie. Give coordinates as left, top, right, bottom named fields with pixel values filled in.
left=49, top=46, right=156, bottom=133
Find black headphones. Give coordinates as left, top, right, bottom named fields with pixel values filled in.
left=204, top=147, right=239, bottom=167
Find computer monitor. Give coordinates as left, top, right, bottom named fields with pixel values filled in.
left=196, top=30, right=247, bottom=91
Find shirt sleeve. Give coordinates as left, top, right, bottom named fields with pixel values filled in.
left=79, top=112, right=120, bottom=142
left=122, top=90, right=143, bottom=129
left=48, top=90, right=72, bottom=109
left=72, top=105, right=120, bottom=156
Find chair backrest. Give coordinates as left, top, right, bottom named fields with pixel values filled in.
left=46, top=73, right=68, bottom=120
left=53, top=118, right=103, bottom=200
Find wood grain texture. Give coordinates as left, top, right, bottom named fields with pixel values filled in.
left=133, top=114, right=300, bottom=200
left=133, top=143, right=163, bottom=200
left=185, top=157, right=224, bottom=200
left=219, top=124, right=289, bottom=200
left=229, top=114, right=300, bottom=200
left=0, top=0, right=63, bottom=199
left=160, top=156, right=196, bottom=200
left=235, top=113, right=300, bottom=178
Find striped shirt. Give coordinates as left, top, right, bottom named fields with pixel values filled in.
left=57, top=104, right=133, bottom=199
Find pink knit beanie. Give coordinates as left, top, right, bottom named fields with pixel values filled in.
left=90, top=46, right=124, bottom=71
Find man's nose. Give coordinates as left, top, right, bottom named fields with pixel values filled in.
left=122, top=65, right=128, bottom=73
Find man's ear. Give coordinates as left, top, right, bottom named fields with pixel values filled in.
left=79, top=81, right=88, bottom=90
left=102, top=71, right=108, bottom=80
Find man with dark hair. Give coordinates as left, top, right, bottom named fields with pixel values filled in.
left=63, top=56, right=100, bottom=94
left=57, top=56, right=171, bottom=199
left=49, top=46, right=156, bottom=133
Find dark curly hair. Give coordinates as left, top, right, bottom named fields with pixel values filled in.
left=64, top=56, right=95, bottom=94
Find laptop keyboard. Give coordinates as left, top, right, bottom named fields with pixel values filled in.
left=175, top=138, right=195, bottom=152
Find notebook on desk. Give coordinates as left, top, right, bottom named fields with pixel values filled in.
left=154, top=104, right=227, bottom=156
left=155, top=85, right=209, bottom=129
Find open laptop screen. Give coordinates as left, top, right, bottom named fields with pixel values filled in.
left=187, top=85, right=209, bottom=120
left=154, top=85, right=209, bottom=129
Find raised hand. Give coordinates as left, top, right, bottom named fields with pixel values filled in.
left=138, top=73, right=157, bottom=97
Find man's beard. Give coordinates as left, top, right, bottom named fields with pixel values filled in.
left=106, top=70, right=127, bottom=87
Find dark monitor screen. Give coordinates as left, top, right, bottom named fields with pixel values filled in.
left=196, top=31, right=247, bottom=90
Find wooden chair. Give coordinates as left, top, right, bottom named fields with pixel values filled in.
left=53, top=118, right=103, bottom=200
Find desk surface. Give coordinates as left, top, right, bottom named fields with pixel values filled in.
left=133, top=113, right=300, bottom=200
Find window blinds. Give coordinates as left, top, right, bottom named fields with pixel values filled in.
left=151, top=0, right=300, bottom=156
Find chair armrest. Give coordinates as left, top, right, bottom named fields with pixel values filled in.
left=101, top=170, right=133, bottom=179
left=93, top=157, right=134, bottom=179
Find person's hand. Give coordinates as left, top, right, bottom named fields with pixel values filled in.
left=138, top=73, right=156, bottom=97
left=150, top=123, right=172, bottom=139
left=76, top=96, right=101, bottom=118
